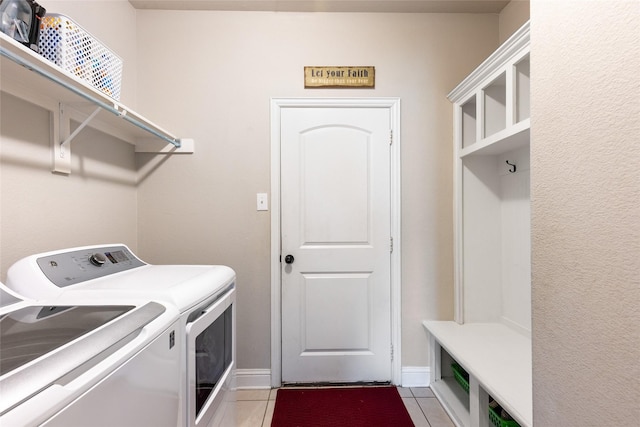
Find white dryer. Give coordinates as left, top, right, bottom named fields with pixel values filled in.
left=6, top=244, right=236, bottom=427
left=0, top=283, right=182, bottom=427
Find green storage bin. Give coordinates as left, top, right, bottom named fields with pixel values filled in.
left=451, top=363, right=469, bottom=394
left=489, top=402, right=520, bottom=427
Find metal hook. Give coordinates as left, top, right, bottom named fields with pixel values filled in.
left=506, top=160, right=516, bottom=173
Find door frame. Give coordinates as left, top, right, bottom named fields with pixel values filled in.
left=270, top=98, right=402, bottom=387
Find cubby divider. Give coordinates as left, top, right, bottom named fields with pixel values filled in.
left=515, top=56, right=530, bottom=123
left=483, top=73, right=507, bottom=138
left=461, top=96, right=477, bottom=148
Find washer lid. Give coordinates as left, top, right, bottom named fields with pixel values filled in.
left=0, top=304, right=135, bottom=376
left=0, top=302, right=166, bottom=416
left=0, top=283, right=25, bottom=310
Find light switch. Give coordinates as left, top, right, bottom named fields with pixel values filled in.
left=257, top=193, right=268, bottom=211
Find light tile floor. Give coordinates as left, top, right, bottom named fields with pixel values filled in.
left=217, top=387, right=455, bottom=426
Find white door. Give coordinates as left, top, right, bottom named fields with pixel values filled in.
left=280, top=106, right=392, bottom=383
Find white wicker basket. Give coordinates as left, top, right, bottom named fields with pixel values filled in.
left=37, top=14, right=122, bottom=100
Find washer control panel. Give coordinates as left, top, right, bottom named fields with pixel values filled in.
left=36, top=245, right=146, bottom=287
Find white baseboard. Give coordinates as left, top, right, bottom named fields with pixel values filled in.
left=401, top=366, right=430, bottom=388
left=235, top=369, right=272, bottom=389
left=235, top=367, right=429, bottom=389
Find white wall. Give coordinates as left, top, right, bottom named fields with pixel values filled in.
left=0, top=0, right=139, bottom=278
left=531, top=0, right=640, bottom=424
left=134, top=11, right=500, bottom=371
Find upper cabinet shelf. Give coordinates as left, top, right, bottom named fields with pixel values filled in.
left=460, top=118, right=529, bottom=157
left=449, top=21, right=530, bottom=158
left=0, top=31, right=192, bottom=173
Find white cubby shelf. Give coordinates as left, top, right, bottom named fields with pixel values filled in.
left=423, top=321, right=532, bottom=427
left=424, top=21, right=531, bottom=427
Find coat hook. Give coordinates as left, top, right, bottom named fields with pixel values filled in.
left=506, top=160, right=516, bottom=173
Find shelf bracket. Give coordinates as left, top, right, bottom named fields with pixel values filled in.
left=61, top=106, right=102, bottom=148
left=53, top=104, right=102, bottom=174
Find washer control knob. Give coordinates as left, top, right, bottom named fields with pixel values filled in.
left=89, top=253, right=107, bottom=267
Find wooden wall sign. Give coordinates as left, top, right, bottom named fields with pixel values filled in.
left=304, top=66, right=375, bottom=88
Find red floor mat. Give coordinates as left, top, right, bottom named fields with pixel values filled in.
left=271, top=386, right=414, bottom=427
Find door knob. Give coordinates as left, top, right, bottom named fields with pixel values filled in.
left=284, top=254, right=295, bottom=264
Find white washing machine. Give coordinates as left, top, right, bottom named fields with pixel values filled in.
left=0, top=282, right=182, bottom=427
left=6, top=244, right=236, bottom=427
